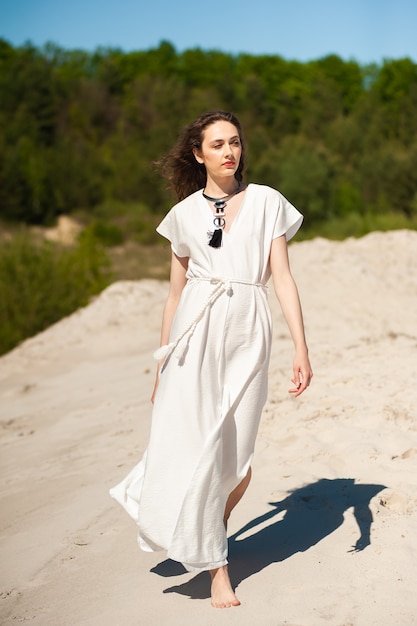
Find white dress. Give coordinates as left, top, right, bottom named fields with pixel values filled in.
left=110, top=184, right=303, bottom=572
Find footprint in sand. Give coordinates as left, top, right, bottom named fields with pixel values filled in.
left=401, top=448, right=417, bottom=459
left=378, top=490, right=408, bottom=514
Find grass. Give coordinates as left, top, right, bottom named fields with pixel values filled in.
left=108, top=241, right=171, bottom=281
left=0, top=227, right=112, bottom=356
left=298, top=211, right=417, bottom=241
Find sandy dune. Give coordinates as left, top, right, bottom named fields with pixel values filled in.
left=1, top=230, right=416, bottom=625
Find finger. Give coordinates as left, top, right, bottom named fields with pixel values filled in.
left=290, top=381, right=307, bottom=397
left=288, top=379, right=303, bottom=396
left=292, top=369, right=302, bottom=387
left=289, top=370, right=311, bottom=396
left=289, top=370, right=300, bottom=388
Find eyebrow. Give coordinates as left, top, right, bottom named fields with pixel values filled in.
left=209, top=135, right=240, bottom=144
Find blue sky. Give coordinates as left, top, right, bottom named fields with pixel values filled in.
left=1, top=0, right=416, bottom=63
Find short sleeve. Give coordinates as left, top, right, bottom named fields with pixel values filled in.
left=156, top=205, right=190, bottom=258
left=270, top=189, right=303, bottom=242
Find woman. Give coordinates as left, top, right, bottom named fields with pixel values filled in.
left=110, top=111, right=313, bottom=608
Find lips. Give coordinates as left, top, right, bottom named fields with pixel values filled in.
left=223, top=161, right=235, bottom=167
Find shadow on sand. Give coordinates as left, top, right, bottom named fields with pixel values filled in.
left=151, top=478, right=386, bottom=600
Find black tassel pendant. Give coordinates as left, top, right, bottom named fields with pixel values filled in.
left=207, top=199, right=226, bottom=248
left=203, top=183, right=244, bottom=248
left=208, top=228, right=223, bottom=248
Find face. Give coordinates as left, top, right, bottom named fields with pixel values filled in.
left=194, top=121, right=242, bottom=181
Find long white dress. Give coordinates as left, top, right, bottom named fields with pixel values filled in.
left=110, top=183, right=303, bottom=572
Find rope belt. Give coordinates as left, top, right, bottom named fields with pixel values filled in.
left=153, top=277, right=267, bottom=363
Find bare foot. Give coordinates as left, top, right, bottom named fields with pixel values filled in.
left=210, top=566, right=241, bottom=608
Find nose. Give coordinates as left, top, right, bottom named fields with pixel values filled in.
left=224, top=143, right=234, bottom=158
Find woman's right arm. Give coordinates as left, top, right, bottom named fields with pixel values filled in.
left=151, top=251, right=189, bottom=403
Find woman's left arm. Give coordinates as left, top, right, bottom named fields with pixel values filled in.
left=270, top=235, right=313, bottom=397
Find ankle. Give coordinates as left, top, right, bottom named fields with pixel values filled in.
left=210, top=565, right=228, bottom=579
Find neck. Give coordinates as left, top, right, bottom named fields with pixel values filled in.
left=204, top=177, right=240, bottom=198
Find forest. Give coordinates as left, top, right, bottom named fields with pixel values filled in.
left=0, top=39, right=416, bottom=355
left=1, top=38, right=417, bottom=233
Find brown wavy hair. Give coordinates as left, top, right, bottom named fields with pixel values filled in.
left=159, top=111, right=246, bottom=201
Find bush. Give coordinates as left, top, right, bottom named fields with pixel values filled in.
left=298, top=210, right=417, bottom=241
left=89, top=219, right=125, bottom=246
left=79, top=200, right=163, bottom=246
left=0, top=227, right=112, bottom=355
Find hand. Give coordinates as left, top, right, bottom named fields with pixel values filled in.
left=289, top=351, right=313, bottom=397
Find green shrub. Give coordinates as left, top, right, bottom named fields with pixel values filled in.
left=128, top=214, right=161, bottom=245
left=0, top=227, right=112, bottom=355
left=89, top=219, right=125, bottom=246
left=298, top=211, right=417, bottom=241
left=75, top=201, right=163, bottom=246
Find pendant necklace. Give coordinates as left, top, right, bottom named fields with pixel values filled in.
left=203, top=181, right=243, bottom=248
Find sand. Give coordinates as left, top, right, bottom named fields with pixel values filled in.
left=1, top=230, right=416, bottom=626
